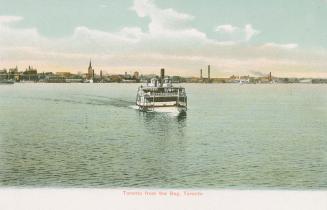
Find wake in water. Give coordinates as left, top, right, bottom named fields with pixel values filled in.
left=77, top=94, right=134, bottom=108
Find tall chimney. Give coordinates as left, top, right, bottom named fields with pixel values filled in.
left=200, top=69, right=203, bottom=79
left=208, top=65, right=211, bottom=80
left=160, top=68, right=165, bottom=79
left=160, top=68, right=165, bottom=87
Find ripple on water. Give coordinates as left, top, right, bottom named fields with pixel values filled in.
left=0, top=84, right=326, bottom=189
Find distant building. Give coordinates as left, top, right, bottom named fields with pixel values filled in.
left=312, top=78, right=327, bottom=84
left=0, top=69, right=8, bottom=80
left=25, top=66, right=37, bottom=74
left=8, top=67, right=19, bottom=81
left=56, top=72, right=71, bottom=78
left=124, top=72, right=132, bottom=79
left=45, top=75, right=65, bottom=83
left=87, top=60, right=94, bottom=80
left=21, top=66, right=38, bottom=81
left=268, top=72, right=272, bottom=81
left=110, top=75, right=123, bottom=82
left=171, top=76, right=184, bottom=83
left=133, top=71, right=139, bottom=80
left=9, top=66, right=18, bottom=74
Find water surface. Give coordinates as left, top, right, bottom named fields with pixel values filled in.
left=0, top=83, right=326, bottom=189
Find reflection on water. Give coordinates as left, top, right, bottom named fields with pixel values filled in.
left=133, top=111, right=188, bottom=188
left=140, top=111, right=187, bottom=126
left=177, top=111, right=187, bottom=122
left=140, top=111, right=187, bottom=138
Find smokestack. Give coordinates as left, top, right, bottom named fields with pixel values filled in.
left=160, top=68, right=165, bottom=87
left=200, top=69, right=203, bottom=79
left=208, top=65, right=211, bottom=80
left=160, top=68, right=165, bottom=79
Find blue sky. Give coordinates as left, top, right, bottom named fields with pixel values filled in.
left=0, top=0, right=327, bottom=77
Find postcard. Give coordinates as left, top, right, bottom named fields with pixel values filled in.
left=0, top=0, right=326, bottom=209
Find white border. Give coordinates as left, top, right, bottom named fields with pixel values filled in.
left=0, top=189, right=326, bottom=210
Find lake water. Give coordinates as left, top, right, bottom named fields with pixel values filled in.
left=0, top=83, right=326, bottom=189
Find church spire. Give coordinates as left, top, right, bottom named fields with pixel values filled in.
left=88, top=59, right=92, bottom=70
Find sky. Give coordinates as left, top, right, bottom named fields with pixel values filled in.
left=0, top=0, right=327, bottom=77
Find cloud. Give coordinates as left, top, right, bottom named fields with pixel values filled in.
left=263, top=42, right=299, bottom=49
left=215, top=24, right=260, bottom=42
left=0, top=16, right=43, bottom=48
left=244, top=24, right=260, bottom=41
left=0, top=16, right=23, bottom=24
left=131, top=0, right=194, bottom=23
left=215, top=24, right=238, bottom=33
left=0, top=1, right=325, bottom=78
left=131, top=0, right=205, bottom=39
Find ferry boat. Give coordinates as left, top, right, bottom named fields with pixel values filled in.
left=136, top=69, right=187, bottom=113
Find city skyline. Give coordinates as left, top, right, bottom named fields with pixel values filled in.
left=1, top=0, right=327, bottom=77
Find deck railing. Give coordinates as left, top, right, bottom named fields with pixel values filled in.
left=142, top=92, right=187, bottom=97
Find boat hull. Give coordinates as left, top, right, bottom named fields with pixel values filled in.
left=137, top=105, right=187, bottom=113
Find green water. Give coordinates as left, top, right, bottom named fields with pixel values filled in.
left=0, top=83, right=326, bottom=189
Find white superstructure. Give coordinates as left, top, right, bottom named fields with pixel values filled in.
left=136, top=69, right=187, bottom=113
